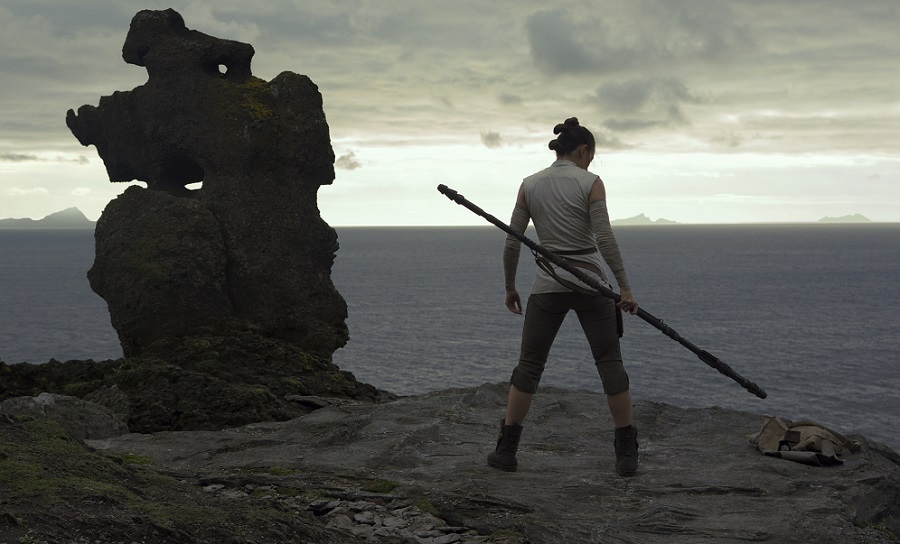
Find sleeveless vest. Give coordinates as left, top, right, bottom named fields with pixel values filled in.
left=522, top=159, right=609, bottom=294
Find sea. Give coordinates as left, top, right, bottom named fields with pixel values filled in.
left=1, top=225, right=898, bottom=451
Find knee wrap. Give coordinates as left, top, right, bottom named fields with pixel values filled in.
left=510, top=365, right=541, bottom=395
left=596, top=360, right=629, bottom=395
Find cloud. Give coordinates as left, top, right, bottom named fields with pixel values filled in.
left=71, top=187, right=91, bottom=196
left=641, top=0, right=756, bottom=61
left=335, top=151, right=361, bottom=170
left=524, top=4, right=757, bottom=77
left=707, top=128, right=753, bottom=149
left=480, top=131, right=503, bottom=149
left=0, top=152, right=40, bottom=162
left=525, top=9, right=635, bottom=75
left=498, top=94, right=523, bottom=106
left=2, top=1, right=896, bottom=156
left=178, top=4, right=261, bottom=44
left=594, top=131, right=630, bottom=151
left=0, top=152, right=92, bottom=163
left=709, top=193, right=778, bottom=204
left=3, top=186, right=49, bottom=196
left=1, top=1, right=899, bottom=224
left=590, top=78, right=707, bottom=132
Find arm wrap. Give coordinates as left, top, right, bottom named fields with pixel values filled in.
left=503, top=204, right=530, bottom=290
left=589, top=200, right=631, bottom=291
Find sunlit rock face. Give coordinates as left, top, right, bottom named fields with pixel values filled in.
left=66, top=8, right=347, bottom=359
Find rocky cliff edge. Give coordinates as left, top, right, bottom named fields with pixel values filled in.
left=2, top=383, right=898, bottom=543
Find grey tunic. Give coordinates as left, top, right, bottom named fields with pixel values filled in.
left=522, top=159, right=611, bottom=294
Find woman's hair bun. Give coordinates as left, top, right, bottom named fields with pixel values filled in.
left=548, top=117, right=593, bottom=155
left=553, top=117, right=581, bottom=135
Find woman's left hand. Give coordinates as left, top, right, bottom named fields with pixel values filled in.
left=505, top=290, right=523, bottom=315
left=617, top=289, right=639, bottom=315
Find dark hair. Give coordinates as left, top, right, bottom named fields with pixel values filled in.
left=548, top=117, right=595, bottom=157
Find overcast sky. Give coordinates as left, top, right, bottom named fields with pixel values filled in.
left=1, top=0, right=898, bottom=225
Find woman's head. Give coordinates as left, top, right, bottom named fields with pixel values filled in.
left=548, top=117, right=595, bottom=169
left=548, top=117, right=595, bottom=159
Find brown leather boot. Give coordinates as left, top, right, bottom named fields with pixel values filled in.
left=614, top=425, right=639, bottom=476
left=487, top=420, right=523, bottom=472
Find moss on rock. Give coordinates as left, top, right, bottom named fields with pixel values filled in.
left=0, top=414, right=359, bottom=543
left=0, top=329, right=394, bottom=433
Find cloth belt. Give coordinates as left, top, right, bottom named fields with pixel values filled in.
left=553, top=247, right=598, bottom=256
left=533, top=248, right=623, bottom=337
left=535, top=247, right=605, bottom=291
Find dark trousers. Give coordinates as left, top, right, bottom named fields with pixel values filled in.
left=510, top=292, right=629, bottom=395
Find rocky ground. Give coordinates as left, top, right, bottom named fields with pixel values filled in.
left=0, top=330, right=393, bottom=434
left=2, top=383, right=899, bottom=543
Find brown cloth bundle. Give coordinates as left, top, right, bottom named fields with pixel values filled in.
left=749, top=415, right=862, bottom=466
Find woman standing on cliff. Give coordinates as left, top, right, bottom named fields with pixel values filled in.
left=487, top=117, right=640, bottom=477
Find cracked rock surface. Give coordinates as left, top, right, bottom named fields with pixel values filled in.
left=84, top=382, right=900, bottom=544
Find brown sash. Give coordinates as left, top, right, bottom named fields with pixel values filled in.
left=534, top=251, right=623, bottom=337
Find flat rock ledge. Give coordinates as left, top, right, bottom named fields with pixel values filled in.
left=3, top=383, right=898, bottom=543
left=79, top=382, right=899, bottom=544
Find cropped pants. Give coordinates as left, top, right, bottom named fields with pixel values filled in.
left=510, top=292, right=629, bottom=396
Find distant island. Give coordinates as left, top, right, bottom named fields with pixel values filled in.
left=612, top=213, right=679, bottom=226
left=818, top=214, right=872, bottom=223
left=0, top=208, right=95, bottom=229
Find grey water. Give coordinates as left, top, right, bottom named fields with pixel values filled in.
left=1, top=225, right=898, bottom=451
left=0, top=230, right=121, bottom=363
left=328, top=225, right=900, bottom=451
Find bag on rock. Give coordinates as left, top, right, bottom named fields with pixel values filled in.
left=749, top=415, right=861, bottom=466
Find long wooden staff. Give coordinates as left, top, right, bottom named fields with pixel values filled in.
left=437, top=184, right=767, bottom=399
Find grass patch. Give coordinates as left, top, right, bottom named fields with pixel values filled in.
left=247, top=486, right=301, bottom=498
left=490, top=527, right=526, bottom=543
left=0, top=416, right=131, bottom=505
left=414, top=498, right=440, bottom=517
left=251, top=487, right=275, bottom=499
left=119, top=452, right=154, bottom=465
left=362, top=479, right=398, bottom=494
left=857, top=521, right=898, bottom=542
left=266, top=466, right=298, bottom=476
left=0, top=393, right=353, bottom=541
left=62, top=381, right=99, bottom=397
left=140, top=502, right=228, bottom=527
left=302, top=489, right=336, bottom=501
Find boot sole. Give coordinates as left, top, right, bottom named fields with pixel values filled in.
left=487, top=460, right=518, bottom=472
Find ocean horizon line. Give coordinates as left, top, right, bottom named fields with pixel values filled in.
left=3, top=222, right=898, bottom=231
left=3, top=218, right=898, bottom=230
left=329, top=221, right=900, bottom=228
